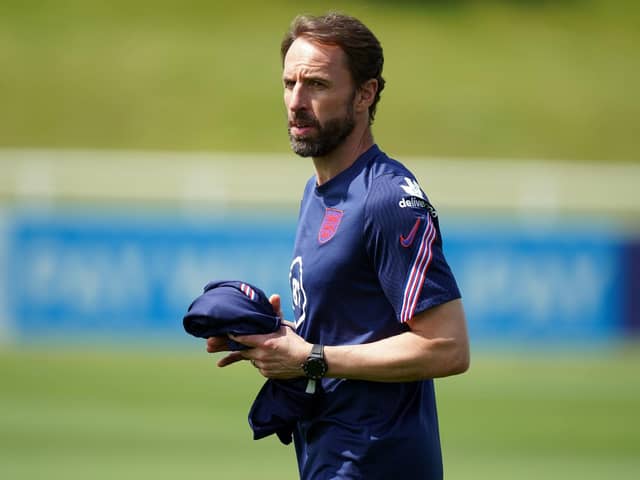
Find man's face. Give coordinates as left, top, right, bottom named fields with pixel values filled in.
left=283, top=38, right=357, bottom=157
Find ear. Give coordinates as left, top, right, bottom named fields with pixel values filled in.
left=355, top=79, right=378, bottom=114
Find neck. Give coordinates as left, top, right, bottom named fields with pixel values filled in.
left=312, top=125, right=374, bottom=186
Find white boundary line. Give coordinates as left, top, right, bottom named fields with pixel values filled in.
left=0, top=148, right=638, bottom=215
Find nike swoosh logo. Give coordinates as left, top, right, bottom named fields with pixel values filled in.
left=400, top=218, right=421, bottom=248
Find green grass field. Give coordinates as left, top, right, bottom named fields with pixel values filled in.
left=1, top=0, right=639, bottom=162
left=1, top=345, right=639, bottom=479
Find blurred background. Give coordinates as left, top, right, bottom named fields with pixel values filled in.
left=1, top=0, right=639, bottom=479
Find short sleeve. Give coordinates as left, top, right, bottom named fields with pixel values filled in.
left=364, top=174, right=461, bottom=323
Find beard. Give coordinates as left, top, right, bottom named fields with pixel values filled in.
left=288, top=103, right=356, bottom=158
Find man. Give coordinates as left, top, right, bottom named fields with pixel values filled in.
left=207, top=12, right=470, bottom=480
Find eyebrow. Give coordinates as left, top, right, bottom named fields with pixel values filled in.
left=282, top=73, right=331, bottom=85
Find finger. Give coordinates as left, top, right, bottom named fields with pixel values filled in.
left=207, top=336, right=226, bottom=346
left=228, top=332, right=267, bottom=348
left=206, top=336, right=229, bottom=353
left=269, top=294, right=283, bottom=317
left=217, top=351, right=245, bottom=367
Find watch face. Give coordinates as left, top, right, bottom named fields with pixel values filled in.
left=304, top=357, right=327, bottom=379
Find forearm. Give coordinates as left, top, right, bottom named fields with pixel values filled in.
left=321, top=299, right=469, bottom=382
left=220, top=300, right=469, bottom=383
left=324, top=330, right=467, bottom=382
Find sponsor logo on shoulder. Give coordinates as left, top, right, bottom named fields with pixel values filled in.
left=400, top=177, right=426, bottom=200
left=398, top=178, right=437, bottom=217
left=399, top=196, right=430, bottom=209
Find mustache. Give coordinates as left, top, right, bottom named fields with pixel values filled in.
left=289, top=110, right=320, bottom=128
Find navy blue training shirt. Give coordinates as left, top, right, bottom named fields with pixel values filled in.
left=288, top=144, right=461, bottom=480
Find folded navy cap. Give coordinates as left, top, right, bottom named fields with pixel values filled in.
left=183, top=280, right=281, bottom=350
left=183, top=279, right=317, bottom=444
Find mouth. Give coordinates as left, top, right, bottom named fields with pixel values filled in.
left=289, top=124, right=316, bottom=137
left=289, top=115, right=319, bottom=137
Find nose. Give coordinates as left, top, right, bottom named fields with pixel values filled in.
left=287, top=83, right=308, bottom=114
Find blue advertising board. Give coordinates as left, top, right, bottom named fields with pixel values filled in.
left=2, top=208, right=632, bottom=345
left=6, top=210, right=296, bottom=342
left=444, top=221, right=626, bottom=344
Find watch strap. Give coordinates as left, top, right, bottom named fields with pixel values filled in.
left=303, top=344, right=326, bottom=394
left=310, top=343, right=324, bottom=358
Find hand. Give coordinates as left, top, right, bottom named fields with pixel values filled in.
left=205, top=336, right=229, bottom=353
left=269, top=293, right=296, bottom=330
left=218, top=325, right=311, bottom=379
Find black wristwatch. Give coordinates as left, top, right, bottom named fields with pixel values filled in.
left=302, top=344, right=328, bottom=380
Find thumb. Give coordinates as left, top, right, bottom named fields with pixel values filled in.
left=269, top=293, right=283, bottom=317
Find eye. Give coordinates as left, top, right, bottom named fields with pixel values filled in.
left=283, top=79, right=295, bottom=89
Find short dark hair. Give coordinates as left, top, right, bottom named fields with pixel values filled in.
left=281, top=13, right=386, bottom=124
